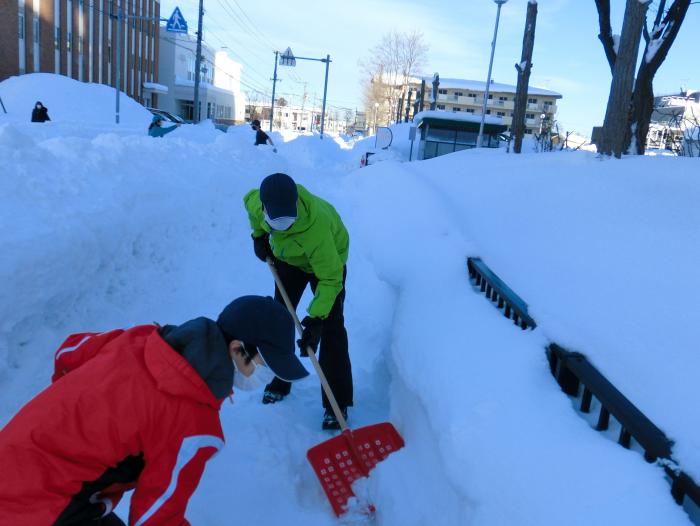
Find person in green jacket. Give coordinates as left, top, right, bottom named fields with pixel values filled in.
left=148, top=115, right=180, bottom=137
left=244, top=172, right=352, bottom=430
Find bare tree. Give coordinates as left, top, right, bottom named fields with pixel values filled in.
left=360, top=31, right=428, bottom=126
left=595, top=0, right=692, bottom=155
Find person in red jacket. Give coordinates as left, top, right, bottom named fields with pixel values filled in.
left=0, top=295, right=308, bottom=526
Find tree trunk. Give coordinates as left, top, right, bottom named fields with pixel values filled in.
left=512, top=2, right=538, bottom=154
left=599, top=0, right=649, bottom=157
left=628, top=0, right=691, bottom=154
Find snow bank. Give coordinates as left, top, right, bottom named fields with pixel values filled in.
left=1, top=77, right=698, bottom=525
left=0, top=73, right=151, bottom=126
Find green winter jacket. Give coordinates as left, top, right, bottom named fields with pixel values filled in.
left=244, top=184, right=349, bottom=319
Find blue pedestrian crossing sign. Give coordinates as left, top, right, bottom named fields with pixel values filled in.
left=166, top=7, right=188, bottom=33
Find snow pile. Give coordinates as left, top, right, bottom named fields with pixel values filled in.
left=0, top=73, right=151, bottom=126
left=1, top=75, right=699, bottom=525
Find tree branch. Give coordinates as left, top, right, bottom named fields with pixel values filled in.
left=594, top=0, right=617, bottom=72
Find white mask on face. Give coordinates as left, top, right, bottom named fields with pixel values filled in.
left=233, top=360, right=276, bottom=391
left=264, top=210, right=296, bottom=231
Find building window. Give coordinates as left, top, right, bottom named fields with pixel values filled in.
left=499, top=96, right=508, bottom=101
left=468, top=93, right=476, bottom=98
left=33, top=18, right=39, bottom=43
left=526, top=113, right=535, bottom=119
left=465, top=108, right=474, bottom=113
left=437, top=104, right=445, bottom=110
left=455, top=91, right=463, bottom=97
left=438, top=89, right=447, bottom=95
left=497, top=111, right=505, bottom=116
left=19, top=13, right=25, bottom=39
left=525, top=129, right=532, bottom=134
left=528, top=98, right=538, bottom=103
left=488, top=94, right=493, bottom=99
left=486, top=110, right=491, bottom=114
left=453, top=107, right=461, bottom=112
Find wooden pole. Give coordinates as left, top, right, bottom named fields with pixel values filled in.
left=512, top=1, right=538, bottom=154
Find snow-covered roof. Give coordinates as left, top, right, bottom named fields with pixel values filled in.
left=413, top=109, right=504, bottom=126
left=413, top=77, right=562, bottom=98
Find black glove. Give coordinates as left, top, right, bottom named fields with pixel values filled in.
left=297, top=316, right=323, bottom=356
left=252, top=233, right=273, bottom=262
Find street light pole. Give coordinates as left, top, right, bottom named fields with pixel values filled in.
left=115, top=6, right=121, bottom=124
left=319, top=54, right=330, bottom=139
left=477, top=0, right=508, bottom=148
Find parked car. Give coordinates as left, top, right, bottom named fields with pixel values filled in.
left=147, top=108, right=185, bottom=124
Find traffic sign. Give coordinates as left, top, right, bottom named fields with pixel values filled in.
left=280, top=47, right=296, bottom=67
left=166, top=7, right=188, bottom=33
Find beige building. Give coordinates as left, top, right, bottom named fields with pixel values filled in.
left=410, top=77, right=562, bottom=136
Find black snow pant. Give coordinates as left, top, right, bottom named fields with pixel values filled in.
left=266, top=260, right=353, bottom=409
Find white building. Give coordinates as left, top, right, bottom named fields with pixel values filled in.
left=157, top=30, right=244, bottom=124
left=647, top=89, right=700, bottom=154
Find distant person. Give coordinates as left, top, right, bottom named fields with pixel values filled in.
left=244, top=172, right=352, bottom=430
left=148, top=115, right=180, bottom=138
left=31, top=101, right=50, bottom=122
left=0, top=295, right=308, bottom=526
left=251, top=119, right=277, bottom=152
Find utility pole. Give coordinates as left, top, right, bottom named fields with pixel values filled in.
left=430, top=73, right=439, bottom=111
left=405, top=89, right=413, bottom=122
left=320, top=54, right=330, bottom=138
left=270, top=51, right=279, bottom=132
left=512, top=1, right=538, bottom=153
left=192, top=0, right=204, bottom=123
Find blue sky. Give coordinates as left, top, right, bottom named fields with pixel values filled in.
left=160, top=0, right=699, bottom=135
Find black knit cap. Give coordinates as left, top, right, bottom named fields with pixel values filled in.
left=216, top=295, right=308, bottom=382
left=259, top=173, right=298, bottom=220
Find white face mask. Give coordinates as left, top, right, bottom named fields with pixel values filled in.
left=264, top=210, right=296, bottom=231
left=233, top=360, right=276, bottom=391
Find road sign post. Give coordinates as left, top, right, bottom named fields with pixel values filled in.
left=277, top=48, right=332, bottom=139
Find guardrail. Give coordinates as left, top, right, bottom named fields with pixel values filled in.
left=466, top=256, right=700, bottom=519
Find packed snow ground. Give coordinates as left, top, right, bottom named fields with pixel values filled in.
left=1, top=74, right=699, bottom=525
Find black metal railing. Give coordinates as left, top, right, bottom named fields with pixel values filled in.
left=467, top=256, right=700, bottom=518
left=467, top=257, right=536, bottom=330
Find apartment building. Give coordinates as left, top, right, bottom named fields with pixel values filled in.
left=410, top=77, right=562, bottom=135
left=0, top=0, right=161, bottom=105
left=647, top=89, right=700, bottom=151
left=157, top=31, right=244, bottom=124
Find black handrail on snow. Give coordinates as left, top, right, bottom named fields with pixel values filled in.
left=467, top=257, right=536, bottom=330
left=547, top=343, right=700, bottom=509
left=466, top=256, right=700, bottom=515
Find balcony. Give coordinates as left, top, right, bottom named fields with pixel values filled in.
left=488, top=99, right=514, bottom=110
left=527, top=102, right=540, bottom=110
left=526, top=118, right=537, bottom=126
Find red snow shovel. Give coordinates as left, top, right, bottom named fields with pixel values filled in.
left=267, top=259, right=405, bottom=517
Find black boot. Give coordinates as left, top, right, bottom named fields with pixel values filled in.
left=322, top=407, right=347, bottom=431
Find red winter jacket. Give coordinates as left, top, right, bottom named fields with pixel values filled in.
left=0, top=325, right=225, bottom=526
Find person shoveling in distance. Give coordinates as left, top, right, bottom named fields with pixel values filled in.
left=0, top=295, right=307, bottom=526
left=244, top=172, right=352, bottom=430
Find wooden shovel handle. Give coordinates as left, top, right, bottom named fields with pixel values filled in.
left=266, top=258, right=349, bottom=431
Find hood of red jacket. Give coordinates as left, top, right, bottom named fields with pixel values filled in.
left=143, top=325, right=227, bottom=409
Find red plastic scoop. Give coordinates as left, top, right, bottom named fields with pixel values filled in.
left=307, top=423, right=405, bottom=516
